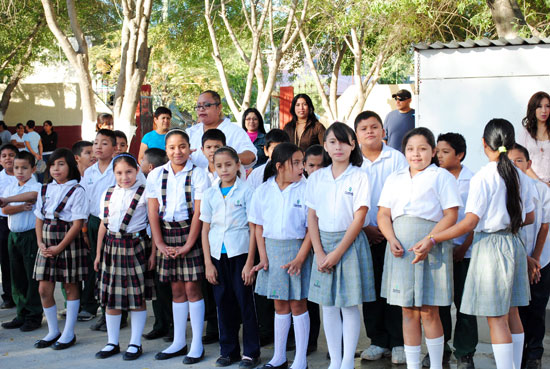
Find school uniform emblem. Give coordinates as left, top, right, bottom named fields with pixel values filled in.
left=344, top=186, right=353, bottom=195
left=293, top=199, right=302, bottom=208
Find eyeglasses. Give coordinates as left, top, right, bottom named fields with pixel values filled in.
left=194, top=102, right=220, bottom=111
left=394, top=96, right=409, bottom=102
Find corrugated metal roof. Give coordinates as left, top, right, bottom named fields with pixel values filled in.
left=414, top=36, right=550, bottom=50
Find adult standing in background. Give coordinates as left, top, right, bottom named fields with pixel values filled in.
left=11, top=123, right=26, bottom=151
left=40, top=120, right=57, bottom=164
left=283, top=93, right=325, bottom=151
left=0, top=122, right=11, bottom=145
left=138, top=106, right=172, bottom=164
left=519, top=91, right=550, bottom=185
left=24, top=120, right=42, bottom=161
left=384, top=89, right=415, bottom=152
left=241, top=107, right=267, bottom=168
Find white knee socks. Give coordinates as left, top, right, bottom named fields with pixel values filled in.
left=512, top=333, right=524, bottom=369
left=101, top=313, right=122, bottom=352
left=341, top=306, right=360, bottom=369
left=42, top=305, right=60, bottom=341
left=163, top=301, right=189, bottom=354
left=492, top=343, right=514, bottom=369
left=188, top=300, right=205, bottom=358
left=58, top=299, right=79, bottom=343
left=269, top=313, right=291, bottom=367
left=127, top=310, right=147, bottom=353
left=322, top=306, right=342, bottom=369
left=425, top=336, right=444, bottom=369
left=290, top=312, right=310, bottom=369
left=404, top=345, right=421, bottom=369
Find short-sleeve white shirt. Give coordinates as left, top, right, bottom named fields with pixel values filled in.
left=200, top=177, right=254, bottom=259
left=246, top=163, right=267, bottom=190
left=99, top=178, right=148, bottom=234
left=187, top=118, right=257, bottom=169
left=465, top=162, right=535, bottom=233
left=146, top=160, right=210, bottom=221
left=11, top=133, right=27, bottom=151
left=0, top=170, right=16, bottom=217
left=5, top=177, right=41, bottom=232
left=360, top=143, right=407, bottom=226
left=305, top=164, right=370, bottom=232
left=249, top=177, right=308, bottom=240
left=378, top=164, right=462, bottom=222
left=520, top=178, right=550, bottom=268
left=35, top=179, right=89, bottom=222
left=454, top=166, right=475, bottom=255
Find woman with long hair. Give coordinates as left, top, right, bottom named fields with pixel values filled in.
left=283, top=94, right=326, bottom=151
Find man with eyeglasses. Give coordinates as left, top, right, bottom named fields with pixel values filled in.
left=384, top=89, right=415, bottom=153
left=187, top=90, right=257, bottom=169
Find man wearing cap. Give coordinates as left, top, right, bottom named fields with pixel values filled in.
left=384, top=89, right=415, bottom=152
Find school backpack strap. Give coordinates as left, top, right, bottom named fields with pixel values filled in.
left=119, top=185, right=145, bottom=233
left=53, top=184, right=82, bottom=219
left=159, top=168, right=169, bottom=219
left=101, top=186, right=116, bottom=227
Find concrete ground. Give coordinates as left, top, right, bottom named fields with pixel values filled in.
left=1, top=284, right=549, bottom=368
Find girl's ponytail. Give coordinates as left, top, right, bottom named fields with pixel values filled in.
left=263, top=142, right=301, bottom=182
left=483, top=119, right=522, bottom=233
left=263, top=159, right=277, bottom=182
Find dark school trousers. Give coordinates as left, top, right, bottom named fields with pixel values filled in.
left=440, top=258, right=478, bottom=359
left=81, top=215, right=100, bottom=315
left=0, top=217, right=12, bottom=303
left=307, top=300, right=320, bottom=349
left=202, top=276, right=219, bottom=337
left=151, top=271, right=173, bottom=333
left=362, top=240, right=404, bottom=349
left=8, top=230, right=42, bottom=322
left=519, top=262, right=550, bottom=361
left=212, top=254, right=260, bottom=359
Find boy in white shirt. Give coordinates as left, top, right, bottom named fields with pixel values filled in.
left=0, top=151, right=42, bottom=331
left=201, top=129, right=226, bottom=184
left=72, top=141, right=96, bottom=177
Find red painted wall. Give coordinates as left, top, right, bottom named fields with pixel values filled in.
left=8, top=125, right=83, bottom=149
left=279, top=86, right=294, bottom=129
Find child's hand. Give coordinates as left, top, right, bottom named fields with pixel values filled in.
left=282, top=257, right=304, bottom=276
left=48, top=245, right=63, bottom=257
left=241, top=263, right=255, bottom=286
left=364, top=225, right=385, bottom=245
left=527, top=256, right=541, bottom=284
left=388, top=238, right=404, bottom=257
left=22, top=202, right=33, bottom=211
left=148, top=254, right=156, bottom=271
left=409, top=238, right=433, bottom=264
left=38, top=242, right=47, bottom=252
left=319, top=250, right=341, bottom=272
left=205, top=263, right=218, bottom=285
left=94, top=256, right=100, bottom=272
left=253, top=258, right=269, bottom=273
left=173, top=244, right=192, bottom=258
left=0, top=197, right=7, bottom=207
left=315, top=251, right=328, bottom=273
left=156, top=242, right=171, bottom=258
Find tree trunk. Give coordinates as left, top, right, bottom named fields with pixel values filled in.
left=41, top=0, right=96, bottom=140
left=486, top=0, right=530, bottom=38
left=112, top=0, right=153, bottom=142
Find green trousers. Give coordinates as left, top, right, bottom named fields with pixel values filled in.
left=8, top=230, right=42, bottom=322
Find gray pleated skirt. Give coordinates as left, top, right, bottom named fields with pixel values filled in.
left=255, top=238, right=312, bottom=301
left=381, top=216, right=453, bottom=307
left=460, top=230, right=529, bottom=316
left=308, top=230, right=375, bottom=307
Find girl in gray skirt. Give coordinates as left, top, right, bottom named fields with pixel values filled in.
left=412, top=119, right=535, bottom=369
left=250, top=143, right=310, bottom=369
left=305, top=123, right=375, bottom=369
left=378, top=127, right=461, bottom=369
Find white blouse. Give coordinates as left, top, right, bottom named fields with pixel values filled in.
left=35, top=179, right=89, bottom=222
left=521, top=178, right=550, bottom=268
left=518, top=127, right=550, bottom=183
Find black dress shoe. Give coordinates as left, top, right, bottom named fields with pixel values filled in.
left=240, top=356, right=261, bottom=368
left=34, top=333, right=61, bottom=348
left=143, top=329, right=167, bottom=340
left=95, top=343, right=120, bottom=359
left=202, top=333, right=219, bottom=344
left=20, top=319, right=41, bottom=332
left=215, top=355, right=241, bottom=367
left=183, top=349, right=205, bottom=364
left=0, top=301, right=15, bottom=309
left=1, top=317, right=24, bottom=329
left=154, top=345, right=187, bottom=360
left=260, top=362, right=288, bottom=369
left=52, top=335, right=76, bottom=350
left=123, top=344, right=143, bottom=361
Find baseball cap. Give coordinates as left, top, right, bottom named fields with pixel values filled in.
left=391, top=89, right=412, bottom=99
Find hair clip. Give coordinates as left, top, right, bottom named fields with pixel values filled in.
left=498, top=146, right=507, bottom=153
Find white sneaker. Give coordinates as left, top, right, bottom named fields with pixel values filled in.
left=360, top=345, right=391, bottom=360
left=391, top=346, right=406, bottom=364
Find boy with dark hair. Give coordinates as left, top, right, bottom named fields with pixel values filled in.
left=72, top=141, right=96, bottom=177
left=0, top=144, right=17, bottom=309
left=303, top=145, right=324, bottom=178
left=113, top=130, right=128, bottom=156
left=24, top=120, right=43, bottom=162
left=0, top=151, right=42, bottom=331
left=141, top=148, right=168, bottom=176
left=201, top=129, right=227, bottom=183
left=246, top=129, right=290, bottom=189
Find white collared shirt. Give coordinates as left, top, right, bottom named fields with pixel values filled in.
left=249, top=177, right=308, bottom=240
left=146, top=160, right=210, bottom=221
left=466, top=162, right=535, bottom=233
left=453, top=166, right=475, bottom=256
left=0, top=170, right=16, bottom=217
left=378, top=164, right=462, bottom=222
left=187, top=118, right=257, bottom=169
left=361, top=143, right=407, bottom=226
left=520, top=178, right=550, bottom=268
left=200, top=177, right=254, bottom=259
left=5, top=177, right=41, bottom=232
left=246, top=163, right=267, bottom=190
left=81, top=160, right=146, bottom=218
left=99, top=177, right=148, bottom=234
left=305, top=164, right=370, bottom=232
left=35, top=179, right=88, bottom=222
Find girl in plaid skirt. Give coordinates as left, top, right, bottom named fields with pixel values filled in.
left=33, top=148, right=89, bottom=350
left=249, top=143, right=310, bottom=369
left=412, top=120, right=535, bottom=369
left=146, top=129, right=210, bottom=363
left=378, top=128, right=461, bottom=369
left=93, top=153, right=154, bottom=361
left=305, top=123, right=375, bottom=369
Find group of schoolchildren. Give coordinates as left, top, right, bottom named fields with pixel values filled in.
left=0, top=107, right=547, bottom=369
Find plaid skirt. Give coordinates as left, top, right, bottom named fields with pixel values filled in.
left=157, top=221, right=204, bottom=283
left=33, top=219, right=88, bottom=283
left=381, top=216, right=453, bottom=307
left=461, top=231, right=529, bottom=316
left=97, top=230, right=155, bottom=310
left=308, top=230, right=375, bottom=307
left=255, top=238, right=312, bottom=301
